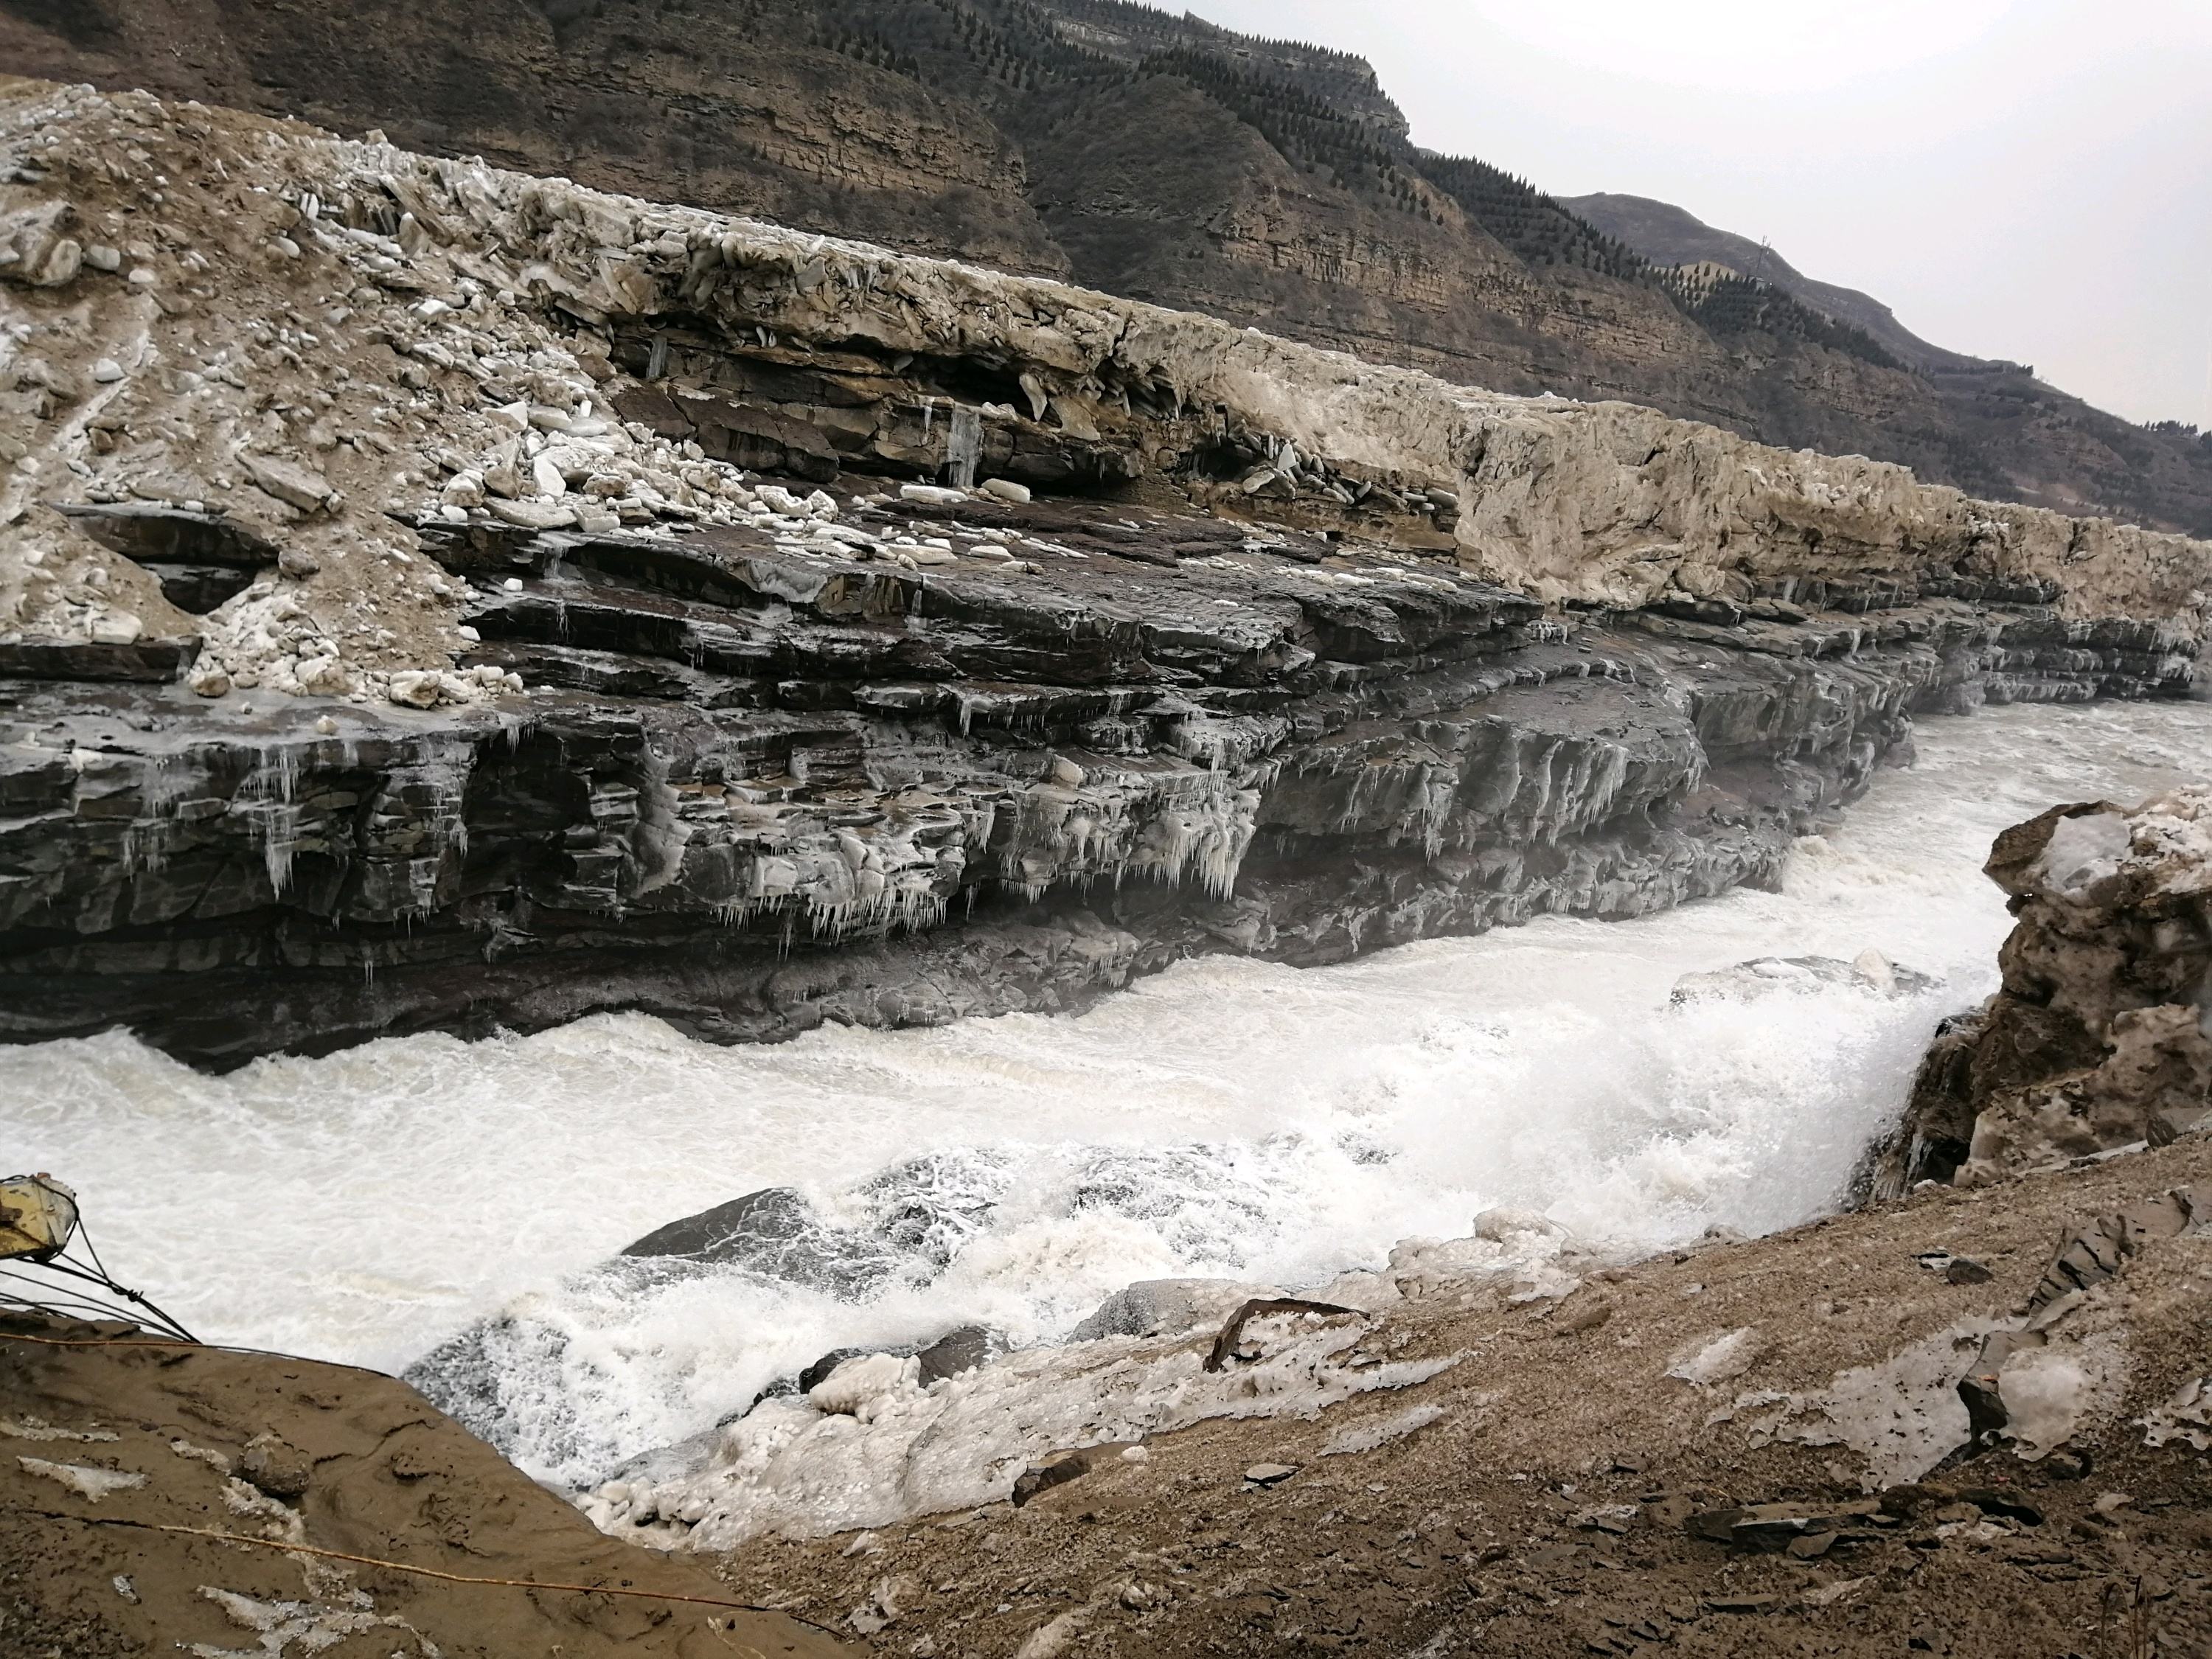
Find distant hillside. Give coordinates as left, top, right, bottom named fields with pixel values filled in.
left=1559, top=192, right=1980, bottom=373
left=6, top=0, right=2208, bottom=533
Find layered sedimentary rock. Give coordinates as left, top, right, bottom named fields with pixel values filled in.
left=10, top=0, right=2211, bottom=537
left=1, top=80, right=2208, bottom=1067
left=1871, top=792, right=2212, bottom=1194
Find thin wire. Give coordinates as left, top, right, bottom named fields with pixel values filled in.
left=18, top=1261, right=195, bottom=1340
left=0, top=1265, right=193, bottom=1339
left=8, top=1235, right=198, bottom=1340
left=66, top=1221, right=184, bottom=1335
left=0, top=1284, right=139, bottom=1324
left=72, top=1208, right=114, bottom=1284
left=4, top=1181, right=196, bottom=1342
left=0, top=1267, right=131, bottom=1312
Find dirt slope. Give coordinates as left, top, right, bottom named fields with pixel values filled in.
left=706, top=1138, right=2212, bottom=1657
left=0, top=1317, right=852, bottom=1658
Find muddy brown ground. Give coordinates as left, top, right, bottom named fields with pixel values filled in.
left=706, top=1138, right=2212, bottom=1659
left=5, top=1141, right=2208, bottom=1657
left=0, top=1321, right=848, bottom=1658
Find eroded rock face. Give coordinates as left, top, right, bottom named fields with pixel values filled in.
left=7, top=515, right=2194, bottom=1068
left=15, top=1, right=2212, bottom=540
left=1871, top=792, right=2212, bottom=1194
left=1, top=78, right=2207, bottom=1068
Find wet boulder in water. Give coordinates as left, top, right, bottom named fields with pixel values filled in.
left=622, top=1186, right=894, bottom=1299
left=796, top=1346, right=869, bottom=1394
left=406, top=1185, right=995, bottom=1474
left=1071, top=1278, right=1284, bottom=1342
left=792, top=1326, right=1000, bottom=1399
left=914, top=1323, right=996, bottom=1382
left=403, top=1301, right=604, bottom=1471
left=624, top=1186, right=812, bottom=1259
left=859, top=1153, right=1012, bottom=1271
left=1670, top=952, right=1939, bottom=1006
left=405, top=1189, right=902, bottom=1469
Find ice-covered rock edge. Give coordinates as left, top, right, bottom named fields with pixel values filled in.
left=10, top=72, right=2208, bottom=648
left=332, top=101, right=2210, bottom=625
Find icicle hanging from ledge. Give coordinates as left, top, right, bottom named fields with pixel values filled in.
left=946, top=406, right=982, bottom=492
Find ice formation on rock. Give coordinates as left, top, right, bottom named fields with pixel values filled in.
left=580, top=1305, right=1458, bottom=1548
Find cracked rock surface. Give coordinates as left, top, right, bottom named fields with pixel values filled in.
left=6, top=518, right=2199, bottom=1067
left=1871, top=790, right=2212, bottom=1194
left=1, top=77, right=2208, bottom=1066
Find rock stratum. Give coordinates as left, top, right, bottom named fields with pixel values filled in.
left=8, top=0, right=2211, bottom=538
left=1873, top=789, right=2212, bottom=1194
left=1, top=77, right=2208, bottom=1067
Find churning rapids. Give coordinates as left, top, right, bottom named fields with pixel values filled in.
left=8, top=700, right=2211, bottom=1491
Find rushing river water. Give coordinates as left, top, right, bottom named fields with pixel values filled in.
left=7, top=698, right=2210, bottom=1486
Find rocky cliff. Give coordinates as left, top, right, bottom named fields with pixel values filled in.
left=5, top=0, right=2211, bottom=538
left=1871, top=789, right=2212, bottom=1193
left=1559, top=192, right=1980, bottom=375
left=1, top=77, right=2207, bottom=1068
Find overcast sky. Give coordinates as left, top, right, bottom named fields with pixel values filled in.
left=1183, top=1, right=2212, bottom=428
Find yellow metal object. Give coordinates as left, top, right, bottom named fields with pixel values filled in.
left=0, top=1175, right=78, bottom=1263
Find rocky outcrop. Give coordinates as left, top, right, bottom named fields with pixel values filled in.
left=1870, top=790, right=2212, bottom=1194
left=1, top=80, right=2208, bottom=1067
left=9, top=1, right=2211, bottom=538
left=5, top=514, right=2199, bottom=1067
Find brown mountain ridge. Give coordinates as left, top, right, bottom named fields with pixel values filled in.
left=6, top=0, right=2209, bottom=535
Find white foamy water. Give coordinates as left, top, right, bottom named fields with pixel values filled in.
left=5, top=699, right=2208, bottom=1486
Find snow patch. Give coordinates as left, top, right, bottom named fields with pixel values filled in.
left=584, top=1310, right=1461, bottom=1548
left=15, top=1456, right=146, bottom=1501
left=1319, top=1402, right=1445, bottom=1456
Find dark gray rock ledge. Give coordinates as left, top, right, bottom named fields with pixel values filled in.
left=0, top=498, right=2194, bottom=1069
